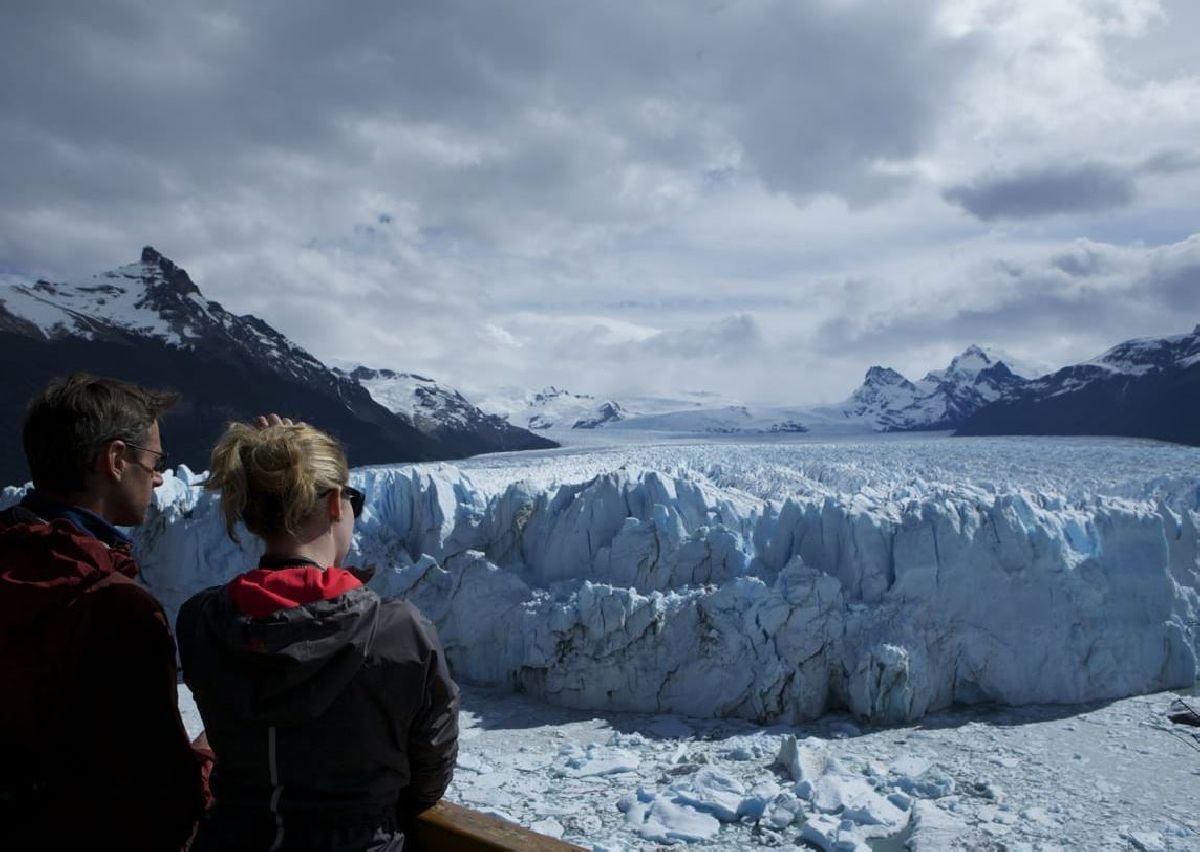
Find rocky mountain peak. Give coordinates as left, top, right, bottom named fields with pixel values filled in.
left=140, top=245, right=167, bottom=266
left=572, top=400, right=626, bottom=429
left=139, top=246, right=202, bottom=298
left=348, top=365, right=402, bottom=382
left=863, top=366, right=911, bottom=386
left=534, top=386, right=592, bottom=404
left=945, top=345, right=992, bottom=373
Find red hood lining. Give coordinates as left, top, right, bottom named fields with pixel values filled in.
left=228, top=566, right=363, bottom=619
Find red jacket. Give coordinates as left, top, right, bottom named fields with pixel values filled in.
left=0, top=500, right=211, bottom=851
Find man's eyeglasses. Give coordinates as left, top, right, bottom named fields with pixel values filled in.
left=124, top=442, right=170, bottom=473
left=321, top=485, right=365, bottom=519
left=100, top=438, right=170, bottom=473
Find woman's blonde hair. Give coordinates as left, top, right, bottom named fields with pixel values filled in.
left=205, top=421, right=349, bottom=542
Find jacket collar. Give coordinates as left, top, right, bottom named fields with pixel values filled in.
left=18, top=490, right=132, bottom=548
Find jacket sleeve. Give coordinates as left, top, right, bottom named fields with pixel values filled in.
left=82, top=582, right=209, bottom=850
left=398, top=612, right=459, bottom=815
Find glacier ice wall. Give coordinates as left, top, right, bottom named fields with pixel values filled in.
left=117, top=443, right=1200, bottom=725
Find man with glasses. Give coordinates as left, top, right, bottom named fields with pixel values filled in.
left=0, top=373, right=210, bottom=851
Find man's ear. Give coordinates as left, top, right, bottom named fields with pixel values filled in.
left=98, top=440, right=125, bottom=483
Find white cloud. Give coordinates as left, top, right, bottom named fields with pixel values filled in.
left=1, top=0, right=1199, bottom=406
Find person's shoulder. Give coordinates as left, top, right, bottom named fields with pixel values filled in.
left=176, top=584, right=229, bottom=630
left=180, top=583, right=226, bottom=610
left=73, top=572, right=178, bottom=654
left=373, top=595, right=416, bottom=629
left=377, top=596, right=433, bottom=629
left=85, top=571, right=167, bottom=622
left=372, top=597, right=443, bottom=658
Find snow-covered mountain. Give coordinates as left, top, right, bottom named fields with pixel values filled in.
left=596, top=346, right=1040, bottom=436
left=478, top=386, right=817, bottom=436
left=473, top=386, right=629, bottom=431
left=338, top=366, right=556, bottom=454
left=0, top=247, right=338, bottom=384
left=957, top=325, right=1200, bottom=445
left=834, top=345, right=1039, bottom=432
left=611, top=405, right=809, bottom=434
left=0, top=247, right=515, bottom=484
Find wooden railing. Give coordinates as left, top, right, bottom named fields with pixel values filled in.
left=410, top=800, right=588, bottom=851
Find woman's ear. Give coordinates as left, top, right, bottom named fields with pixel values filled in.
left=327, top=488, right=343, bottom=522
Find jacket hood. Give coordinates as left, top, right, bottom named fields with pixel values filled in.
left=182, top=580, right=382, bottom=725
left=229, top=565, right=363, bottom=618
left=0, top=506, right=138, bottom=632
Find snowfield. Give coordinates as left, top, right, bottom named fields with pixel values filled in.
left=13, top=432, right=1198, bottom=849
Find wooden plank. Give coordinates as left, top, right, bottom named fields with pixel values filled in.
left=410, top=800, right=587, bottom=852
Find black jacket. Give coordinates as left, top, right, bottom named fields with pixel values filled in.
left=176, top=579, right=458, bottom=852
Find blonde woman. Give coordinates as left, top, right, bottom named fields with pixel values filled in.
left=176, top=416, right=458, bottom=852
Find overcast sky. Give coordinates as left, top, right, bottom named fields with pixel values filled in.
left=2, top=0, right=1198, bottom=404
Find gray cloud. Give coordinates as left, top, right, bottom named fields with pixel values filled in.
left=814, top=237, right=1200, bottom=370
left=0, top=1, right=978, bottom=266
left=942, top=162, right=1137, bottom=221
left=941, top=145, right=1200, bottom=224
left=1141, top=148, right=1200, bottom=174
left=1049, top=246, right=1111, bottom=277
left=1152, top=262, right=1200, bottom=309
left=709, top=2, right=979, bottom=204
left=2, top=2, right=1199, bottom=405
left=637, top=313, right=765, bottom=360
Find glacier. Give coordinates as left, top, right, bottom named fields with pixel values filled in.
left=18, top=435, right=1196, bottom=727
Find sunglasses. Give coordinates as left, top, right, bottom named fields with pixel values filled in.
left=118, top=440, right=171, bottom=473
left=321, top=485, right=365, bottom=519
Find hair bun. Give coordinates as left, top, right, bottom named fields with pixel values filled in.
left=206, top=420, right=348, bottom=542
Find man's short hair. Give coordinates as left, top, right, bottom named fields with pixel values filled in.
left=23, top=373, right=179, bottom=492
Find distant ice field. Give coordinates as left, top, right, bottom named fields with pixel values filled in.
left=441, top=432, right=1200, bottom=509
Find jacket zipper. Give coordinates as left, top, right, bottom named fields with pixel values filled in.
left=267, top=725, right=285, bottom=851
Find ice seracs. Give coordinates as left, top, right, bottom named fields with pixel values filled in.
left=82, top=435, right=1199, bottom=734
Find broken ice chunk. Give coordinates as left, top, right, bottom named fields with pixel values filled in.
left=908, top=800, right=967, bottom=848
left=892, top=767, right=955, bottom=799
left=558, top=743, right=640, bottom=777
left=774, top=734, right=834, bottom=784
left=622, top=789, right=721, bottom=843
left=762, top=791, right=804, bottom=828
left=799, top=813, right=872, bottom=852
left=668, top=768, right=748, bottom=822
left=529, top=818, right=565, bottom=840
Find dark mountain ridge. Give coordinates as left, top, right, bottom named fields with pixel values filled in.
left=956, top=325, right=1200, bottom=446
left=0, top=247, right=550, bottom=485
